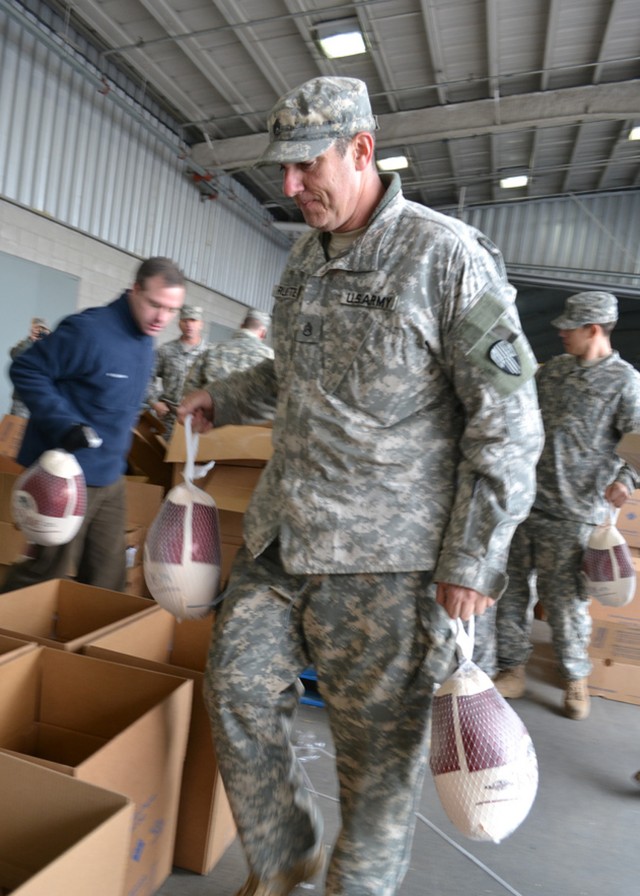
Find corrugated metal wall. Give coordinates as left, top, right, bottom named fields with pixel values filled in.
left=454, top=191, right=640, bottom=296
left=0, top=0, right=290, bottom=313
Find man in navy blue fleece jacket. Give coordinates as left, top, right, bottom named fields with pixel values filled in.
left=3, top=256, right=186, bottom=593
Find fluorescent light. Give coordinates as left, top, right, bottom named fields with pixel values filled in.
left=377, top=156, right=409, bottom=171
left=629, top=126, right=640, bottom=141
left=500, top=174, right=528, bottom=189
left=314, top=19, right=367, bottom=59
left=317, top=30, right=366, bottom=58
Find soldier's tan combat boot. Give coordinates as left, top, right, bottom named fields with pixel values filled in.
left=493, top=665, right=526, bottom=699
left=233, top=845, right=326, bottom=896
left=564, top=678, right=590, bottom=720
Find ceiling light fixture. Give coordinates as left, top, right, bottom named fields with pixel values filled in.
left=500, top=174, right=529, bottom=189
left=377, top=156, right=409, bottom=171
left=629, top=126, right=640, bottom=141
left=314, top=19, right=367, bottom=59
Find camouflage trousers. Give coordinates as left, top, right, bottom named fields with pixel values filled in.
left=496, top=511, right=594, bottom=680
left=203, top=542, right=457, bottom=896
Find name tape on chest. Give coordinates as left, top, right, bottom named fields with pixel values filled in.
left=341, top=291, right=398, bottom=310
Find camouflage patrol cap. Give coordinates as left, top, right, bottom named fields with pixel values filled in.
left=551, top=291, right=618, bottom=329
left=180, top=304, right=204, bottom=321
left=257, top=77, right=378, bottom=166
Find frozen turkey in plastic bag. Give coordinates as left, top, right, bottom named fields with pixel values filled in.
left=144, top=416, right=221, bottom=620
left=582, top=509, right=636, bottom=608
left=429, top=620, right=538, bottom=843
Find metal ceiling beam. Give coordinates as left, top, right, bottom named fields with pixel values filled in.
left=190, top=80, right=640, bottom=170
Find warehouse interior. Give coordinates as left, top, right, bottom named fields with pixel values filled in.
left=1, top=1, right=640, bottom=895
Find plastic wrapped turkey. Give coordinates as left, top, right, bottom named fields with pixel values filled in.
left=582, top=509, right=636, bottom=608
left=12, top=449, right=87, bottom=546
left=144, top=417, right=221, bottom=620
left=429, top=620, right=538, bottom=844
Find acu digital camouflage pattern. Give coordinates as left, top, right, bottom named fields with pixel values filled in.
left=205, top=173, right=543, bottom=596
left=497, top=350, right=640, bottom=680
left=204, top=543, right=458, bottom=894
left=201, top=172, right=543, bottom=895
left=184, top=329, right=274, bottom=392
left=146, top=337, right=209, bottom=433
left=533, top=351, right=640, bottom=523
left=258, top=76, right=378, bottom=166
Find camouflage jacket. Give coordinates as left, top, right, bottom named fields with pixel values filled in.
left=147, top=337, right=209, bottom=427
left=533, top=351, right=640, bottom=524
left=184, top=330, right=274, bottom=392
left=205, top=174, right=543, bottom=595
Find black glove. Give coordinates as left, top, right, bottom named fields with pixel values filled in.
left=61, top=424, right=103, bottom=452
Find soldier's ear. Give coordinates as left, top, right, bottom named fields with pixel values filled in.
left=352, top=133, right=374, bottom=170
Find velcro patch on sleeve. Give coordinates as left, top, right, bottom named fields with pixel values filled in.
left=456, top=291, right=537, bottom=397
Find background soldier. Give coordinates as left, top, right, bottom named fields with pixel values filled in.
left=184, top=307, right=273, bottom=392
left=494, top=291, right=640, bottom=720
left=147, top=303, right=208, bottom=436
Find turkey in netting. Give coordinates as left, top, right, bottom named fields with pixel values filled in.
left=144, top=481, right=221, bottom=620
left=12, top=449, right=86, bottom=546
left=430, top=650, right=538, bottom=843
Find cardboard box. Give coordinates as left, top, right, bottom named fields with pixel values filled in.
left=0, top=633, right=37, bottom=665
left=0, top=415, right=27, bottom=461
left=0, top=472, right=28, bottom=565
left=0, top=752, right=133, bottom=896
left=165, top=423, right=273, bottom=465
left=123, top=480, right=164, bottom=596
left=83, top=607, right=236, bottom=875
left=616, top=489, right=640, bottom=549
left=0, top=579, right=157, bottom=650
left=0, top=647, right=192, bottom=896
left=589, top=621, right=640, bottom=705
left=616, top=432, right=640, bottom=473
left=128, top=413, right=173, bottom=491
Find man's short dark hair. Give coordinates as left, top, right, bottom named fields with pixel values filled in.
left=135, top=257, right=185, bottom=289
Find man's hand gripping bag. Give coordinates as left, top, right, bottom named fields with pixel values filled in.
left=429, top=620, right=538, bottom=843
left=144, top=416, right=221, bottom=620
left=582, top=507, right=636, bottom=608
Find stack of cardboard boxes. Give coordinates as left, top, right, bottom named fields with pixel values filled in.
left=588, top=433, right=640, bottom=706
left=0, top=416, right=253, bottom=893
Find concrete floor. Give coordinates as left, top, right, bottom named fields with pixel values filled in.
left=157, top=620, right=640, bottom=896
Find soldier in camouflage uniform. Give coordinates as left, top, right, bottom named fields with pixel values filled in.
left=184, top=308, right=274, bottom=393
left=494, top=291, right=640, bottom=720
left=146, top=304, right=209, bottom=436
left=179, top=77, right=543, bottom=896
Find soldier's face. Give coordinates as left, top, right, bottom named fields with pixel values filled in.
left=281, top=140, right=365, bottom=233
left=558, top=325, right=592, bottom=358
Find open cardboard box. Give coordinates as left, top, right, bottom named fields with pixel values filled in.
left=589, top=620, right=640, bottom=705
left=0, top=647, right=192, bottom=896
left=0, top=634, right=37, bottom=666
left=83, top=607, right=236, bottom=875
left=0, top=751, right=133, bottom=896
left=164, top=423, right=273, bottom=465
left=0, top=579, right=157, bottom=651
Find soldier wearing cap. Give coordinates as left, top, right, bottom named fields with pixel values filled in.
left=8, top=317, right=51, bottom=417
left=179, top=76, right=543, bottom=896
left=495, top=291, right=640, bottom=720
left=184, top=306, right=274, bottom=393
left=146, top=303, right=209, bottom=436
